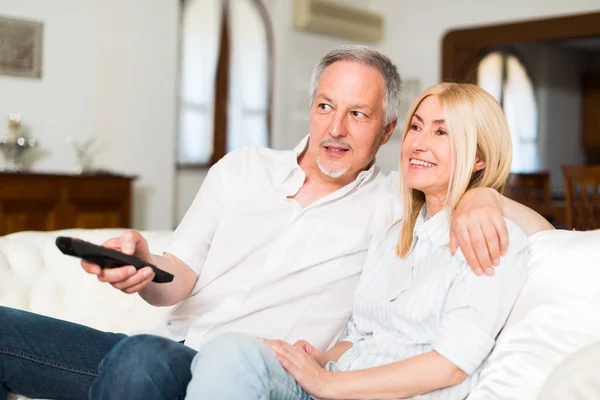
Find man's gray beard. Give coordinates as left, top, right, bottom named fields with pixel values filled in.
left=316, top=159, right=351, bottom=178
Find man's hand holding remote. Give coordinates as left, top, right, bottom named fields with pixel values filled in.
left=80, top=230, right=155, bottom=294
left=80, top=230, right=198, bottom=306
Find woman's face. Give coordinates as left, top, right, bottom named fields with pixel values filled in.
left=401, top=96, right=453, bottom=201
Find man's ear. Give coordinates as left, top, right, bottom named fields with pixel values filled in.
left=473, top=156, right=486, bottom=172
left=381, top=119, right=398, bottom=145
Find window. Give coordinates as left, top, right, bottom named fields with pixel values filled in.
left=477, top=51, right=538, bottom=172
left=178, top=0, right=272, bottom=167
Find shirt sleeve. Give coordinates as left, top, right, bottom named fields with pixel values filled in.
left=165, top=150, right=242, bottom=275
left=431, top=218, right=529, bottom=375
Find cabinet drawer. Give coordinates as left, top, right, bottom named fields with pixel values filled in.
left=0, top=177, right=61, bottom=199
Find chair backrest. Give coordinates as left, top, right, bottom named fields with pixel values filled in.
left=561, top=165, right=600, bottom=230
left=505, top=172, right=551, bottom=213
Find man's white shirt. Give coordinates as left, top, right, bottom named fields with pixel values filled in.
left=153, top=137, right=401, bottom=350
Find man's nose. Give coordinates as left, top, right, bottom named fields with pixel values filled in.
left=328, top=113, right=348, bottom=138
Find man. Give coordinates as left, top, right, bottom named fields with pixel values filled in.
left=0, top=46, right=552, bottom=400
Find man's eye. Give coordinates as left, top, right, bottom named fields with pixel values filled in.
left=318, top=104, right=331, bottom=110
left=351, top=111, right=366, bottom=118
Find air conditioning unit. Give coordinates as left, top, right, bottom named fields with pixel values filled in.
left=294, top=0, right=383, bottom=43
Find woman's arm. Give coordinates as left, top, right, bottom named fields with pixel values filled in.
left=265, top=342, right=465, bottom=400
left=324, top=351, right=465, bottom=399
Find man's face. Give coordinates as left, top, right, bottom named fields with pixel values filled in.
left=307, top=61, right=395, bottom=181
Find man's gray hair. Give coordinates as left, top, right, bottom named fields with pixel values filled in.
left=309, top=45, right=402, bottom=126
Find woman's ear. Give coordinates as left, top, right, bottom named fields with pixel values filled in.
left=473, top=156, right=486, bottom=172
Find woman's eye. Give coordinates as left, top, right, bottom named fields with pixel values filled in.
left=436, top=129, right=448, bottom=135
left=410, top=124, right=421, bottom=131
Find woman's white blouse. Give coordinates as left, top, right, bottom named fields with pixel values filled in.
left=328, top=207, right=530, bottom=399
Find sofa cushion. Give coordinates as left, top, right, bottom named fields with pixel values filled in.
left=536, top=339, right=600, bottom=399
left=468, top=229, right=600, bottom=400
left=0, top=229, right=173, bottom=335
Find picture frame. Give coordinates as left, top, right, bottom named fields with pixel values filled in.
left=0, top=15, right=43, bottom=79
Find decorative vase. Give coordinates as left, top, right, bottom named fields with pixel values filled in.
left=0, top=114, right=37, bottom=171
left=0, top=137, right=37, bottom=171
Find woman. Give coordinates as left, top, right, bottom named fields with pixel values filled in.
left=185, top=83, right=530, bottom=399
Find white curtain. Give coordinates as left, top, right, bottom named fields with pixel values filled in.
left=227, top=0, right=269, bottom=152
left=178, top=0, right=222, bottom=164
left=477, top=53, right=503, bottom=103
left=503, top=55, right=539, bottom=172
left=477, top=52, right=539, bottom=172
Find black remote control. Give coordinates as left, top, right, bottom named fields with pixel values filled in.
left=55, top=236, right=174, bottom=283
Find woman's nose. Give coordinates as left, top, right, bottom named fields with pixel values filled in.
left=412, top=131, right=430, bottom=151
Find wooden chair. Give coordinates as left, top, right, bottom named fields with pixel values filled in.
left=505, top=172, right=552, bottom=217
left=561, top=165, right=600, bottom=231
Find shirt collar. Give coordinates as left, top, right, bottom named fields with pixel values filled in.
left=355, top=160, right=378, bottom=189
left=414, top=206, right=451, bottom=249
left=273, top=134, right=378, bottom=189
left=272, top=135, right=309, bottom=187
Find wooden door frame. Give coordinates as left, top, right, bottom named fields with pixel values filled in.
left=442, top=12, right=600, bottom=82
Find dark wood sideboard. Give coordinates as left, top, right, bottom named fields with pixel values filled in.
left=0, top=172, right=135, bottom=235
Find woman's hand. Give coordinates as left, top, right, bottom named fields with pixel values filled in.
left=263, top=339, right=334, bottom=398
left=293, top=339, right=327, bottom=367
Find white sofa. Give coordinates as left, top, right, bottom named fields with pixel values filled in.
left=1, top=228, right=599, bottom=400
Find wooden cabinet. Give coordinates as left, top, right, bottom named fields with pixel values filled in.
left=0, top=172, right=135, bottom=235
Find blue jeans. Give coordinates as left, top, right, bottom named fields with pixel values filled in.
left=91, top=335, right=196, bottom=400
left=0, top=306, right=196, bottom=400
left=186, top=332, right=312, bottom=400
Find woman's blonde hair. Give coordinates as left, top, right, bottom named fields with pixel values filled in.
left=396, top=83, right=512, bottom=258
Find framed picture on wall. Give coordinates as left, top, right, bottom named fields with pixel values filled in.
left=0, top=15, right=43, bottom=79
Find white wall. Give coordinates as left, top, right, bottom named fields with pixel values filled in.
left=0, top=0, right=178, bottom=230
